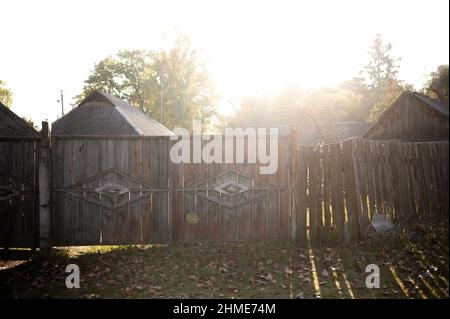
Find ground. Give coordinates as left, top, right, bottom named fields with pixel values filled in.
left=0, top=225, right=448, bottom=299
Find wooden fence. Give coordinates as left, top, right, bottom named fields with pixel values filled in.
left=1, top=132, right=448, bottom=248
left=292, top=138, right=449, bottom=245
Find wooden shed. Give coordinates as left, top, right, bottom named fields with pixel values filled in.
left=0, top=102, right=40, bottom=248
left=363, top=91, right=449, bottom=141
left=51, top=90, right=174, bottom=246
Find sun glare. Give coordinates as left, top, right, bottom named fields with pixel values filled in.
left=1, top=0, right=449, bottom=125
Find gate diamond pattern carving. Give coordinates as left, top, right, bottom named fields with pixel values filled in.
left=181, top=169, right=281, bottom=209
left=59, top=168, right=162, bottom=210
left=0, top=185, right=19, bottom=201
left=95, top=182, right=129, bottom=198
left=0, top=174, right=36, bottom=201
left=214, top=180, right=249, bottom=196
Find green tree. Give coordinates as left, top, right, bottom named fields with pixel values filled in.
left=336, top=77, right=372, bottom=121
left=225, top=94, right=273, bottom=128
left=75, top=51, right=156, bottom=112
left=424, top=64, right=449, bottom=103
left=225, top=82, right=374, bottom=129
left=368, top=81, right=408, bottom=121
left=75, top=34, right=217, bottom=130
left=152, top=36, right=217, bottom=129
left=360, top=34, right=412, bottom=121
left=22, top=117, right=38, bottom=130
left=0, top=79, right=13, bottom=107
left=225, top=78, right=376, bottom=129
left=362, top=34, right=400, bottom=90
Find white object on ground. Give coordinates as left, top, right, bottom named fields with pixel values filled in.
left=371, top=213, right=394, bottom=233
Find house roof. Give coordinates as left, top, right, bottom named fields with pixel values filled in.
left=52, top=90, right=174, bottom=137
left=0, top=102, right=39, bottom=138
left=363, top=91, right=449, bottom=138
left=297, top=121, right=372, bottom=145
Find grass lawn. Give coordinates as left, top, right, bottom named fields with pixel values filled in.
left=0, top=227, right=448, bottom=299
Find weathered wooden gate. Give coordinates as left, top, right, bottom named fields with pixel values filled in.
left=0, top=102, right=40, bottom=248
left=51, top=137, right=170, bottom=245
left=0, top=138, right=39, bottom=248
left=171, top=135, right=292, bottom=242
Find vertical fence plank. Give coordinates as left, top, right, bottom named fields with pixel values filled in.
left=329, top=143, right=345, bottom=243
left=322, top=144, right=332, bottom=232
left=306, top=146, right=317, bottom=243
left=438, top=143, right=449, bottom=216
left=84, top=139, right=101, bottom=244
left=355, top=139, right=369, bottom=237
left=296, top=145, right=307, bottom=242
left=382, top=141, right=394, bottom=220
left=364, top=140, right=376, bottom=218
left=342, top=140, right=359, bottom=243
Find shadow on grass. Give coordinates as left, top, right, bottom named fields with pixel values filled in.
left=0, top=248, right=37, bottom=261
left=0, top=232, right=448, bottom=299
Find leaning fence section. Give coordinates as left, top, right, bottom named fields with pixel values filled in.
left=292, top=138, right=449, bottom=245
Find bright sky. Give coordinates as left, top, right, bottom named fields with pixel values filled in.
left=2, top=0, right=449, bottom=128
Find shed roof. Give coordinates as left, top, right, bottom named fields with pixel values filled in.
left=52, top=90, right=174, bottom=137
left=412, top=92, right=449, bottom=119
left=0, top=102, right=39, bottom=138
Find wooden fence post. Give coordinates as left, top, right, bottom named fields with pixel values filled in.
left=39, top=121, right=50, bottom=250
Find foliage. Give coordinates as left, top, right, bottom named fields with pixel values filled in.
left=224, top=80, right=372, bottom=128
left=22, top=117, right=38, bottom=130
left=368, top=81, right=412, bottom=122
left=360, top=34, right=412, bottom=121
left=423, top=64, right=449, bottom=103
left=302, top=82, right=370, bottom=122
left=225, top=34, right=413, bottom=127
left=152, top=36, right=217, bottom=129
left=361, top=33, right=400, bottom=90
left=75, top=51, right=155, bottom=111
left=0, top=79, right=13, bottom=107
left=75, top=34, right=217, bottom=130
